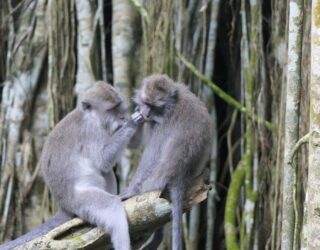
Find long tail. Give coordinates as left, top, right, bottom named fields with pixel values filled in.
left=0, top=210, right=72, bottom=250
left=141, top=228, right=163, bottom=250
left=170, top=186, right=184, bottom=250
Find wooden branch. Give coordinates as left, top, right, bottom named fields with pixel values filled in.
left=14, top=174, right=210, bottom=250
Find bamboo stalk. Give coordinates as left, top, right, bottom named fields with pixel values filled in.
left=240, top=0, right=261, bottom=247
left=98, top=0, right=108, bottom=82
left=224, top=158, right=246, bottom=250
left=112, top=0, right=137, bottom=191
left=74, top=0, right=95, bottom=96
left=203, top=1, right=220, bottom=249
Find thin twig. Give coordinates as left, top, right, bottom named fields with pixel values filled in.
left=286, top=130, right=320, bottom=249
left=287, top=131, right=317, bottom=165
left=130, top=0, right=149, bottom=23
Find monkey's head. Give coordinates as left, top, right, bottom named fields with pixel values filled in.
left=79, top=81, right=128, bottom=134
left=134, top=74, right=178, bottom=123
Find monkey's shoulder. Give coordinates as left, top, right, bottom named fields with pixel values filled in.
left=174, top=98, right=211, bottom=125
left=44, top=110, right=82, bottom=146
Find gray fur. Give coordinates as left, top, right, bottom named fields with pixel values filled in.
left=0, top=82, right=139, bottom=250
left=121, top=74, right=213, bottom=250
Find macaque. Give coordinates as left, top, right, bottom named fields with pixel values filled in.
left=0, top=82, right=143, bottom=250
left=121, top=74, right=213, bottom=250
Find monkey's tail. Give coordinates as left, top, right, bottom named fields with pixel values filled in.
left=0, top=210, right=72, bottom=250
left=170, top=186, right=184, bottom=250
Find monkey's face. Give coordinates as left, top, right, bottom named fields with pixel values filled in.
left=101, top=100, right=128, bottom=134
left=134, top=74, right=177, bottom=123
left=80, top=82, right=129, bottom=134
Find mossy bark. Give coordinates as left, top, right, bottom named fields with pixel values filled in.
left=281, top=1, right=303, bottom=249
left=303, top=1, right=320, bottom=249
left=0, top=0, right=48, bottom=241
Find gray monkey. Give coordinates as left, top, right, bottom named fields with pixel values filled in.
left=0, top=82, right=144, bottom=250
left=121, top=74, right=213, bottom=250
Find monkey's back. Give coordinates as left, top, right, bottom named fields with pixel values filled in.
left=143, top=83, right=213, bottom=190
left=40, top=110, right=82, bottom=202
left=170, top=84, right=212, bottom=180
left=40, top=109, right=110, bottom=205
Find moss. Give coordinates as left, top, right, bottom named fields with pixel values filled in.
left=68, top=236, right=87, bottom=244
left=224, top=158, right=246, bottom=250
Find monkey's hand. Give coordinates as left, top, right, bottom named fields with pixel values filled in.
left=131, top=109, right=144, bottom=125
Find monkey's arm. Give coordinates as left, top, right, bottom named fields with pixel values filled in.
left=120, top=161, right=154, bottom=200
left=128, top=110, right=146, bottom=149
left=12, top=176, right=210, bottom=250
left=128, top=123, right=145, bottom=149
left=102, top=120, right=138, bottom=166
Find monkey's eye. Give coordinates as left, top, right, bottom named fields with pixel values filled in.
left=107, top=102, right=121, bottom=111
left=146, top=103, right=165, bottom=115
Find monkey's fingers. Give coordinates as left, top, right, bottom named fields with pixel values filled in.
left=131, top=110, right=144, bottom=125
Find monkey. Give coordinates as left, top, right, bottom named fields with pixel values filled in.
left=120, top=74, right=213, bottom=250
left=0, top=81, right=144, bottom=250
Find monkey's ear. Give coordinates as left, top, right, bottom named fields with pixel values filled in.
left=81, top=100, right=92, bottom=111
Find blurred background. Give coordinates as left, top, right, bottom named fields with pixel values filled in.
left=0, top=0, right=316, bottom=249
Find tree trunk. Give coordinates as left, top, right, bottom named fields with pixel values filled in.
left=303, top=1, right=320, bottom=248
left=281, top=1, right=303, bottom=249
left=112, top=0, right=137, bottom=191
left=0, top=0, right=48, bottom=241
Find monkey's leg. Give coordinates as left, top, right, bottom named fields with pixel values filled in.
left=103, top=170, right=118, bottom=195
left=103, top=120, right=137, bottom=167
left=120, top=173, right=166, bottom=201
left=73, top=187, right=130, bottom=250
left=128, top=120, right=145, bottom=149
left=120, top=162, right=172, bottom=200
left=120, top=174, right=150, bottom=200
left=120, top=188, right=141, bottom=201
left=120, top=163, right=157, bottom=200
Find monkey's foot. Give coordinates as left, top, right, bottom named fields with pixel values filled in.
left=119, top=191, right=136, bottom=201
